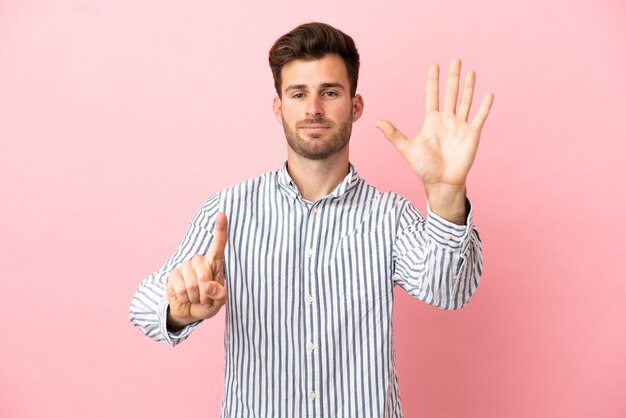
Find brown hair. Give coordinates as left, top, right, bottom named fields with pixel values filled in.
left=268, top=22, right=360, bottom=97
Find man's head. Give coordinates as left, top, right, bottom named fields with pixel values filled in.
left=270, top=23, right=364, bottom=162
left=269, top=22, right=360, bottom=98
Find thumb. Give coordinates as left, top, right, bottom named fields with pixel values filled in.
left=206, top=281, right=227, bottom=301
left=374, top=119, right=407, bottom=152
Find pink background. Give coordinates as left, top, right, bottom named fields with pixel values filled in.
left=1, top=0, right=625, bottom=417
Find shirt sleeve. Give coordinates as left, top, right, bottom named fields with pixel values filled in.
left=391, top=199, right=483, bottom=310
left=129, top=193, right=221, bottom=346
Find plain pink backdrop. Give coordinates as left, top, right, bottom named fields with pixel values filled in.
left=1, top=1, right=625, bottom=417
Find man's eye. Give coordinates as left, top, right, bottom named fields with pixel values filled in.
left=292, top=93, right=304, bottom=99
left=323, top=91, right=338, bottom=97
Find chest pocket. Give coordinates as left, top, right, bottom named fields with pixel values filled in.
left=331, top=228, right=393, bottom=308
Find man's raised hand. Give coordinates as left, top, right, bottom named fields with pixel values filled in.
left=166, top=212, right=228, bottom=330
left=375, top=59, right=494, bottom=224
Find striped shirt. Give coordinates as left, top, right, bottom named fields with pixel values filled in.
left=129, top=162, right=482, bottom=418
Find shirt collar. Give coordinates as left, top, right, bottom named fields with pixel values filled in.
left=277, top=161, right=361, bottom=201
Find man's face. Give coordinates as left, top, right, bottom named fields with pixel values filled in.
left=273, top=54, right=363, bottom=161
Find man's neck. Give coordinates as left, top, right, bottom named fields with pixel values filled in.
left=286, top=149, right=350, bottom=203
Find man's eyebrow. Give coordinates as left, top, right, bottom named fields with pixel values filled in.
left=285, top=84, right=307, bottom=92
left=319, top=82, right=345, bottom=90
left=284, top=82, right=346, bottom=92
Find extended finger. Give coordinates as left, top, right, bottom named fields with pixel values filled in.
left=471, top=93, right=495, bottom=131
left=374, top=120, right=409, bottom=154
left=179, top=262, right=200, bottom=303
left=457, top=70, right=475, bottom=122
left=425, top=64, right=439, bottom=113
left=443, top=58, right=462, bottom=114
left=208, top=212, right=228, bottom=263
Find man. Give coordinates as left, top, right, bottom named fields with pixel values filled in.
left=130, top=22, right=493, bottom=417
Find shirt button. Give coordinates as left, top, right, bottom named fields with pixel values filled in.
left=443, top=233, right=452, bottom=241
left=307, top=342, right=315, bottom=351
left=306, top=248, right=314, bottom=256
left=312, top=207, right=319, bottom=214
left=306, top=295, right=314, bottom=305
left=309, top=391, right=317, bottom=400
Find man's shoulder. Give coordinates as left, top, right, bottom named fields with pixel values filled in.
left=204, top=168, right=283, bottom=208
left=195, top=169, right=278, bottom=206
left=356, top=177, right=411, bottom=207
left=221, top=168, right=279, bottom=194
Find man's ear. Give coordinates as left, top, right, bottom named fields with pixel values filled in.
left=272, top=96, right=283, bottom=125
left=352, top=94, right=364, bottom=122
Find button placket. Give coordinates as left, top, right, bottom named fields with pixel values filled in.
left=302, top=203, right=321, bottom=412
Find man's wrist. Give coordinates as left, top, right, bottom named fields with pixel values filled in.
left=425, top=184, right=468, bottom=225
left=166, top=306, right=195, bottom=332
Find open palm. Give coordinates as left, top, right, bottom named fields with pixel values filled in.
left=376, top=59, right=494, bottom=190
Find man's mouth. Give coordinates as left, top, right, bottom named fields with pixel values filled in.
left=299, top=125, right=330, bottom=130
left=298, top=120, right=332, bottom=130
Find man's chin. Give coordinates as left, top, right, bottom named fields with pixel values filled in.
left=289, top=141, right=350, bottom=161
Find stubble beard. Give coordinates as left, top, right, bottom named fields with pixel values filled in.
left=282, top=116, right=353, bottom=161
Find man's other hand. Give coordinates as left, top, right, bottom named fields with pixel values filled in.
left=166, top=212, right=228, bottom=330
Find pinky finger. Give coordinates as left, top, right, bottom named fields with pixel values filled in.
left=471, top=93, right=494, bottom=131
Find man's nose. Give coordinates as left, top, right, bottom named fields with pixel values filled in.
left=305, top=96, right=324, bottom=117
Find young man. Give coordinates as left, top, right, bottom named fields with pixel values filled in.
left=130, top=22, right=493, bottom=418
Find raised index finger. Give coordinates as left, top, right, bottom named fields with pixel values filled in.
left=208, top=212, right=228, bottom=261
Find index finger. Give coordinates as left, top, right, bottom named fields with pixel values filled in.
left=208, top=212, right=228, bottom=261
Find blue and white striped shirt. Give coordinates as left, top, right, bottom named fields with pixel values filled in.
left=130, top=162, right=482, bottom=417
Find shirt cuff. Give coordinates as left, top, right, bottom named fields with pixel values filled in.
left=425, top=199, right=474, bottom=250
left=157, top=294, right=201, bottom=346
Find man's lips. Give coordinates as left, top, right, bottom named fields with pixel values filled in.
left=297, top=118, right=332, bottom=129
left=298, top=124, right=331, bottom=130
